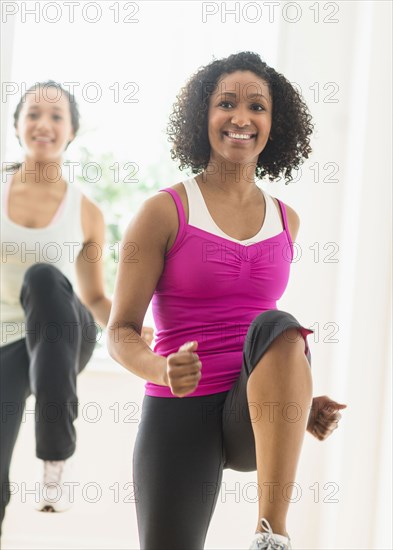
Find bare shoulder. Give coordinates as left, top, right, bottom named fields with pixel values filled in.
left=283, top=202, right=300, bottom=225
left=81, top=194, right=105, bottom=244
left=141, top=185, right=184, bottom=223
left=120, top=186, right=185, bottom=254
left=169, top=181, right=188, bottom=211
left=81, top=193, right=103, bottom=220
left=270, top=195, right=301, bottom=242
left=146, top=183, right=188, bottom=252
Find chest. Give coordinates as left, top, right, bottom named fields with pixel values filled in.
left=201, top=198, right=265, bottom=240
left=7, top=183, right=67, bottom=228
left=158, top=229, right=292, bottom=305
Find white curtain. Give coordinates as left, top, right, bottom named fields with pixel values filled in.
left=275, top=2, right=392, bottom=548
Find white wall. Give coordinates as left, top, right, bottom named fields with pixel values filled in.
left=274, top=2, right=392, bottom=549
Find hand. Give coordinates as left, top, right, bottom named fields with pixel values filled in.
left=141, top=326, right=154, bottom=347
left=307, top=395, right=347, bottom=441
left=166, top=341, right=202, bottom=398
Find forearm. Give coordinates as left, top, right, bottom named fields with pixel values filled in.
left=106, top=324, right=168, bottom=387
left=88, top=296, right=112, bottom=328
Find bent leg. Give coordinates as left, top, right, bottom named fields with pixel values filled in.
left=223, top=309, right=314, bottom=537
left=0, top=339, right=30, bottom=533
left=133, top=393, right=227, bottom=550
left=19, top=263, right=96, bottom=461
left=246, top=310, right=313, bottom=536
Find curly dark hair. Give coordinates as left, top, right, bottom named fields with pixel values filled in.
left=6, top=80, right=80, bottom=173
left=167, top=51, right=314, bottom=184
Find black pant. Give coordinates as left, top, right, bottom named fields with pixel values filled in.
left=0, top=263, right=97, bottom=530
left=133, top=309, right=313, bottom=550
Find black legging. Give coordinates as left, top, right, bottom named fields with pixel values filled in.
left=0, top=263, right=97, bottom=530
left=133, top=309, right=313, bottom=550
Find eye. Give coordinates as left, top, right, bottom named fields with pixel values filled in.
left=53, top=115, right=62, bottom=120
left=28, top=113, right=38, bottom=119
left=218, top=101, right=234, bottom=109
left=250, top=103, right=266, bottom=112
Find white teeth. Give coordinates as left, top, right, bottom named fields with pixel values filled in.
left=35, top=137, right=52, bottom=142
left=227, top=132, right=253, bottom=140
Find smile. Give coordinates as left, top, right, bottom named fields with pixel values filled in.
left=33, top=136, right=53, bottom=142
left=224, top=132, right=256, bottom=141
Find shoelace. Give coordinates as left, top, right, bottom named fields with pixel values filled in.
left=43, top=460, right=65, bottom=486
left=255, top=518, right=290, bottom=550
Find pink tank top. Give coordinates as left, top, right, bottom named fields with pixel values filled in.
left=146, top=187, right=305, bottom=398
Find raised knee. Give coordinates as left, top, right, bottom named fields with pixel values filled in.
left=245, top=309, right=307, bottom=356
left=22, top=263, right=64, bottom=294
left=276, top=327, right=306, bottom=353
left=246, top=309, right=293, bottom=343
left=23, top=263, right=59, bottom=284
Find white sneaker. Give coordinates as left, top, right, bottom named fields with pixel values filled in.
left=35, top=459, right=74, bottom=512
left=249, top=518, right=292, bottom=549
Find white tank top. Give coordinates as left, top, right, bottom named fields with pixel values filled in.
left=1, top=169, right=85, bottom=347
left=183, top=176, right=284, bottom=244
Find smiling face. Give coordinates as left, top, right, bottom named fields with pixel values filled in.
left=15, top=86, right=75, bottom=163
left=207, top=70, right=272, bottom=167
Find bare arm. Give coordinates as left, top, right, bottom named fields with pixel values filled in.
left=106, top=193, right=174, bottom=386
left=76, top=196, right=112, bottom=327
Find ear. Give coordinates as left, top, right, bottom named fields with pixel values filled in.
left=65, top=134, right=75, bottom=151
left=65, top=130, right=75, bottom=149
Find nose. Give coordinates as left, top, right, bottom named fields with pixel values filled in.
left=230, top=107, right=251, bottom=128
left=35, top=114, right=52, bottom=133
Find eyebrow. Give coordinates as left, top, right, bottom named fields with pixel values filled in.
left=28, top=105, right=64, bottom=111
left=218, top=91, right=270, bottom=102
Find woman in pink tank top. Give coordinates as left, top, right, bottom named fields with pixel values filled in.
left=108, top=52, right=347, bottom=550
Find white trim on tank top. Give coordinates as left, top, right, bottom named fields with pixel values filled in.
left=183, top=176, right=283, bottom=244
left=2, top=168, right=69, bottom=230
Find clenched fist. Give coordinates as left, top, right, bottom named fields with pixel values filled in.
left=307, top=395, right=347, bottom=441
left=166, top=341, right=202, bottom=398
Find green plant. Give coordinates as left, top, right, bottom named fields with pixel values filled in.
left=73, top=146, right=180, bottom=296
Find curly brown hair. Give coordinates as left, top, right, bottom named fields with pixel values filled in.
left=167, top=51, right=314, bottom=184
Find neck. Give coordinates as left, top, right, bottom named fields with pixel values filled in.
left=198, top=158, right=259, bottom=200
left=17, top=156, right=64, bottom=186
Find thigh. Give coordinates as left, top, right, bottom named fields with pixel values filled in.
left=133, top=393, right=227, bottom=550
left=20, top=263, right=97, bottom=374
left=222, top=309, right=314, bottom=472
left=51, top=267, right=97, bottom=374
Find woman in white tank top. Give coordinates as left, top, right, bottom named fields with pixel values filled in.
left=0, top=81, right=153, bottom=532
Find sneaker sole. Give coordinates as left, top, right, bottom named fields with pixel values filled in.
left=40, top=505, right=56, bottom=513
